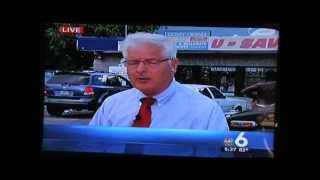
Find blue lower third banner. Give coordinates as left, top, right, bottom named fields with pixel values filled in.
left=42, top=125, right=274, bottom=158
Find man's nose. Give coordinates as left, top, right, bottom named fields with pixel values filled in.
left=136, top=61, right=147, bottom=73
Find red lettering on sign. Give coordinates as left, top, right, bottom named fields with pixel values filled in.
left=211, top=39, right=224, bottom=48
left=252, top=39, right=267, bottom=48
left=240, top=38, right=254, bottom=48
left=267, top=38, right=278, bottom=48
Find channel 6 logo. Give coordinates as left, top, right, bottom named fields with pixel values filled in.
left=223, top=132, right=249, bottom=152
left=234, top=132, right=248, bottom=148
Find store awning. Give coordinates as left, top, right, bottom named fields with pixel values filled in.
left=77, top=36, right=124, bottom=52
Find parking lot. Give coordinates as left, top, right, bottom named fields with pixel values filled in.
left=43, top=107, right=277, bottom=131
left=43, top=106, right=93, bottom=125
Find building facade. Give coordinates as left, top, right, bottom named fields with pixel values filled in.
left=77, top=27, right=278, bottom=96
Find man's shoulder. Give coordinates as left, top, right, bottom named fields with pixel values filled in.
left=102, top=88, right=137, bottom=105
left=108, top=88, right=137, bottom=100
left=175, top=82, right=217, bottom=106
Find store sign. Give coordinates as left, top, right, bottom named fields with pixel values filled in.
left=211, top=67, right=236, bottom=72
left=246, top=67, right=265, bottom=72
left=164, top=30, right=210, bottom=50
left=208, top=36, right=278, bottom=51
left=59, top=26, right=84, bottom=34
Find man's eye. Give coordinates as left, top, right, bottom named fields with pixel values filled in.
left=148, top=60, right=158, bottom=64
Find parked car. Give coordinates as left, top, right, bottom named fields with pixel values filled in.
left=44, top=70, right=61, bottom=85
left=229, top=81, right=277, bottom=131
left=44, top=71, right=132, bottom=116
left=183, top=84, right=252, bottom=113
left=226, top=104, right=276, bottom=131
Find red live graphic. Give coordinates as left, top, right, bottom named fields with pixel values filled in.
left=58, top=26, right=84, bottom=34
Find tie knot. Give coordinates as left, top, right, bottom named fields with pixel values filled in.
left=140, top=97, right=156, bottom=106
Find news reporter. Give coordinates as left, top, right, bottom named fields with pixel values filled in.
left=89, top=32, right=228, bottom=131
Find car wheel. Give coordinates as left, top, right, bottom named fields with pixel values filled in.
left=47, top=105, right=64, bottom=116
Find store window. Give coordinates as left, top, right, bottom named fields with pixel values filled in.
left=176, top=66, right=237, bottom=96
left=176, top=66, right=200, bottom=84
left=210, top=67, right=236, bottom=96
left=245, top=67, right=277, bottom=87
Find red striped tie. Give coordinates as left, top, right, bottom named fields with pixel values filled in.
left=132, top=97, right=156, bottom=128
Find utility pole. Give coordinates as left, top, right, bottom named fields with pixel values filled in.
left=125, top=24, right=128, bottom=37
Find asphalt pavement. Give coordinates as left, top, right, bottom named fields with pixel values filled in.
left=43, top=106, right=94, bottom=125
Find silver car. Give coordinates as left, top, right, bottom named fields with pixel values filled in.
left=183, top=84, right=252, bottom=113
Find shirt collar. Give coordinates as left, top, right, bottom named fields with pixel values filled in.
left=135, top=79, right=177, bottom=106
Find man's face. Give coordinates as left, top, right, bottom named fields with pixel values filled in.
left=126, top=43, right=178, bottom=96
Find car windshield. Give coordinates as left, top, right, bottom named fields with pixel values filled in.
left=47, top=74, right=90, bottom=85
left=45, top=71, right=56, bottom=81
left=91, top=75, right=107, bottom=85
left=91, top=75, right=122, bottom=86
left=210, top=87, right=225, bottom=98
left=199, top=88, right=212, bottom=99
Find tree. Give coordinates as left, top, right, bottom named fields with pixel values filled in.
left=43, top=23, right=159, bottom=71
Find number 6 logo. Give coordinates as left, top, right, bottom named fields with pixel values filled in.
left=235, top=132, right=248, bottom=148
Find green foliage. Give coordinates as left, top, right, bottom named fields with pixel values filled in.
left=43, top=23, right=159, bottom=71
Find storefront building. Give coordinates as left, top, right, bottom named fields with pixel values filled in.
left=77, top=27, right=278, bottom=96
